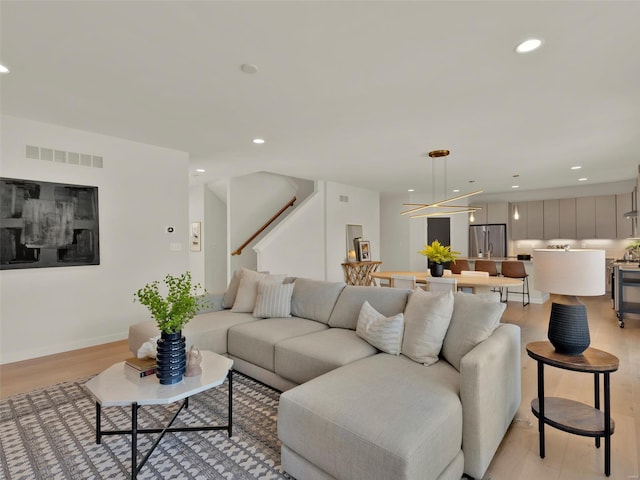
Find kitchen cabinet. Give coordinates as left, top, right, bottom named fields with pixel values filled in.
left=595, top=195, right=617, bottom=239
left=487, top=202, right=509, bottom=224
left=469, top=203, right=508, bottom=225
left=527, top=201, right=544, bottom=239
left=576, top=196, right=596, bottom=239
left=469, top=204, right=487, bottom=225
left=616, top=192, right=633, bottom=239
left=559, top=198, right=577, bottom=238
left=510, top=202, right=528, bottom=240
left=543, top=199, right=560, bottom=239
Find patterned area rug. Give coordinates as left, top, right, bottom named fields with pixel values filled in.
left=0, top=372, right=291, bottom=479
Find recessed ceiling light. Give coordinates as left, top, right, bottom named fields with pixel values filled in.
left=252, top=138, right=265, bottom=144
left=407, top=189, right=415, bottom=192
left=196, top=168, right=206, bottom=173
left=0, top=64, right=9, bottom=74
left=515, top=38, right=543, bottom=54
left=512, top=185, right=520, bottom=189
left=452, top=189, right=460, bottom=193
left=240, top=63, right=259, bottom=74
left=571, top=165, right=582, bottom=170
left=578, top=178, right=588, bottom=182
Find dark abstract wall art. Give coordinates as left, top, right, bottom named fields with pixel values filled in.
left=0, top=178, right=100, bottom=269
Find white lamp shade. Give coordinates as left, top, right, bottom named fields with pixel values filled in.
left=533, top=249, right=605, bottom=296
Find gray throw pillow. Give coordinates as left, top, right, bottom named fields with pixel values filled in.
left=441, top=291, right=506, bottom=371
left=356, top=301, right=405, bottom=355
left=401, top=289, right=454, bottom=366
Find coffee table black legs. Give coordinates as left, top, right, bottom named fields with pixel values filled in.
left=94, top=371, right=234, bottom=479
left=536, top=362, right=545, bottom=458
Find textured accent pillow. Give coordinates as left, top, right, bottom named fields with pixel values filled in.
left=222, top=269, right=241, bottom=309
left=253, top=281, right=295, bottom=318
left=355, top=301, right=405, bottom=355
left=441, top=291, right=506, bottom=371
left=231, top=268, right=285, bottom=313
left=401, top=289, right=454, bottom=365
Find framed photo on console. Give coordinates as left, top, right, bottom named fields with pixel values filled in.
left=357, top=240, right=371, bottom=261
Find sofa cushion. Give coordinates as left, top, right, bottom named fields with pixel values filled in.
left=442, top=291, right=506, bottom=371
left=401, top=289, right=454, bottom=366
left=253, top=281, right=295, bottom=318
left=228, top=318, right=328, bottom=372
left=278, top=353, right=462, bottom=480
left=275, top=328, right=377, bottom=384
left=356, top=301, right=404, bottom=355
left=231, top=268, right=285, bottom=313
left=328, top=286, right=410, bottom=330
left=221, top=269, right=241, bottom=309
left=290, top=278, right=346, bottom=324
left=128, top=309, right=256, bottom=356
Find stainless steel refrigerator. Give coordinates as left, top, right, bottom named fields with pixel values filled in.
left=469, top=224, right=507, bottom=258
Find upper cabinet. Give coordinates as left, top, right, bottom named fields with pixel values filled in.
left=576, top=196, right=596, bottom=239
left=543, top=199, right=560, bottom=239
left=487, top=202, right=509, bottom=224
left=527, top=201, right=544, bottom=239
left=510, top=202, right=528, bottom=240
left=595, top=195, right=617, bottom=239
left=469, top=202, right=508, bottom=225
left=616, top=192, right=633, bottom=239
left=469, top=204, right=487, bottom=225
left=559, top=198, right=577, bottom=239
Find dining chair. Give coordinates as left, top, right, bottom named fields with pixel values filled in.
left=427, top=277, right=457, bottom=293
left=474, top=260, right=502, bottom=299
left=449, top=259, right=470, bottom=274
left=460, top=270, right=489, bottom=277
left=391, top=274, right=416, bottom=289
left=500, top=261, right=530, bottom=306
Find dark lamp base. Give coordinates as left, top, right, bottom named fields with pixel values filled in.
left=547, top=302, right=590, bottom=355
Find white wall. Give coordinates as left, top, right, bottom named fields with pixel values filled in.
left=256, top=183, right=325, bottom=279
left=0, top=115, right=190, bottom=363
left=380, top=192, right=469, bottom=272
left=325, top=182, right=380, bottom=281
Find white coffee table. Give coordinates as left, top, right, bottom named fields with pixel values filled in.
left=84, top=350, right=234, bottom=479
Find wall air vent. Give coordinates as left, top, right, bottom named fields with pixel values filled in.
left=25, top=145, right=103, bottom=168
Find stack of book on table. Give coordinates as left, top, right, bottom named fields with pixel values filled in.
left=125, top=356, right=157, bottom=377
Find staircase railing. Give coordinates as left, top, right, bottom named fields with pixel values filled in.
left=231, top=196, right=296, bottom=256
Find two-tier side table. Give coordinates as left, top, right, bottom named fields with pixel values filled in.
left=526, top=341, right=619, bottom=477
left=85, top=350, right=233, bottom=479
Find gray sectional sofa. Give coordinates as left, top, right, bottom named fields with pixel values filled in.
left=128, top=276, right=521, bottom=480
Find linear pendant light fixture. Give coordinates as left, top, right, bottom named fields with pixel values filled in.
left=401, top=149, right=482, bottom=218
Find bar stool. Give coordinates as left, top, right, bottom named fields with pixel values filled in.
left=474, top=260, right=501, bottom=298
left=450, top=259, right=470, bottom=274
left=500, top=261, right=530, bottom=306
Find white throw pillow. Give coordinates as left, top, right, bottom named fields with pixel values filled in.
left=401, top=289, right=454, bottom=365
left=253, top=281, right=295, bottom=318
left=441, top=291, right=506, bottom=371
left=356, top=301, right=405, bottom=355
left=222, top=269, right=241, bottom=309
left=231, top=268, right=285, bottom=313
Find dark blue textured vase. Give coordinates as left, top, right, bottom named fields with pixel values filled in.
left=156, top=331, right=186, bottom=385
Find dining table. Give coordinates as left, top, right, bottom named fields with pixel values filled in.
left=370, top=270, right=523, bottom=294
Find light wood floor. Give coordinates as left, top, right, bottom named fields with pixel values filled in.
left=1, top=296, right=638, bottom=479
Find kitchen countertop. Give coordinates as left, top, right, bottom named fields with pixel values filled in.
left=462, top=257, right=532, bottom=262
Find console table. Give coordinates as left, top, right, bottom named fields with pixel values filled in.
left=341, top=261, right=382, bottom=286
left=526, top=341, right=619, bottom=477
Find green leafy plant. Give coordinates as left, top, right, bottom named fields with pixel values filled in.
left=133, top=272, right=207, bottom=334
left=418, top=240, right=460, bottom=264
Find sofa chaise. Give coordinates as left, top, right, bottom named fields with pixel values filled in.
left=128, top=270, right=521, bottom=480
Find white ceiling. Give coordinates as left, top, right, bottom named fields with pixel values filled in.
left=2, top=1, right=639, bottom=196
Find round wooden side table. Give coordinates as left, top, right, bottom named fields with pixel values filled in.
left=526, top=341, right=619, bottom=477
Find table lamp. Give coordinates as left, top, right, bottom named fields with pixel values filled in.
left=533, top=248, right=605, bottom=354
